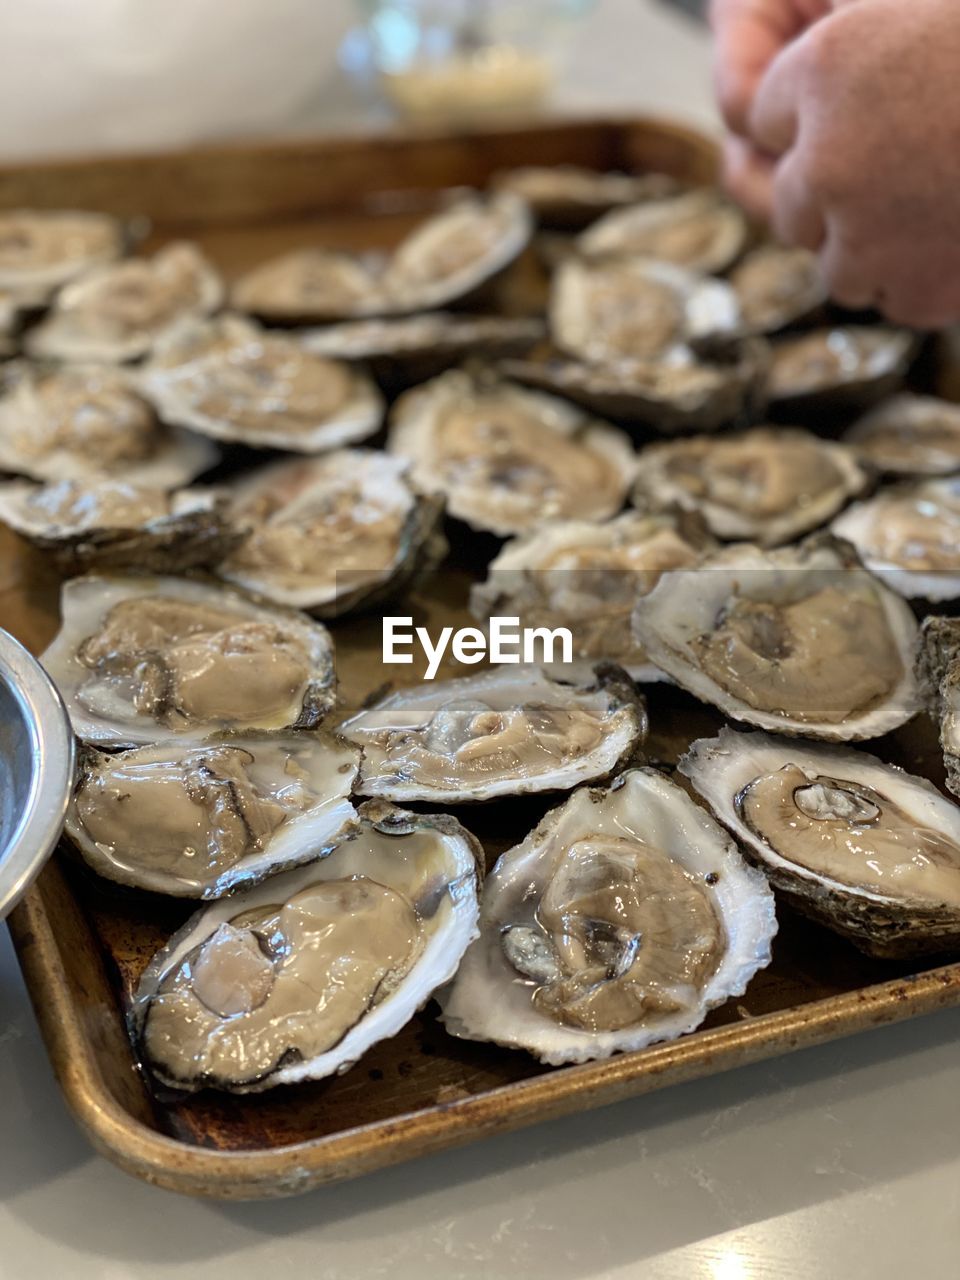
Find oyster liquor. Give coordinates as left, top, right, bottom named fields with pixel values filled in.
left=383, top=616, right=573, bottom=680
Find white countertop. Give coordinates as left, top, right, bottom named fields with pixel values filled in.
left=2, top=3, right=959, bottom=1276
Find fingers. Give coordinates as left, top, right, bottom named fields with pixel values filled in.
left=818, top=223, right=875, bottom=311
left=770, top=149, right=825, bottom=249
left=722, top=136, right=775, bottom=220
left=748, top=33, right=807, bottom=155
left=711, top=0, right=800, bottom=135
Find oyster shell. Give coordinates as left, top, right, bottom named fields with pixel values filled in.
left=633, top=427, right=868, bottom=545
left=26, top=242, right=224, bottom=363
left=0, top=362, right=217, bottom=486
left=550, top=256, right=740, bottom=364
left=341, top=664, right=646, bottom=804
left=387, top=369, right=636, bottom=537
left=501, top=338, right=770, bottom=433
left=132, top=801, right=482, bottom=1091
left=832, top=476, right=960, bottom=600
left=302, top=312, right=544, bottom=388
left=231, top=192, right=530, bottom=321
left=66, top=731, right=360, bottom=898
left=470, top=511, right=714, bottom=681
left=767, top=327, right=916, bottom=409
left=0, top=478, right=235, bottom=574
left=439, top=768, right=776, bottom=1064
left=218, top=450, right=444, bottom=615
left=843, top=393, right=960, bottom=476
left=632, top=539, right=920, bottom=740
left=0, top=209, right=126, bottom=303
left=577, top=190, right=749, bottom=274
left=490, top=166, right=680, bottom=230
left=141, top=315, right=383, bottom=452
left=729, top=244, right=826, bottom=334
left=681, top=727, right=960, bottom=958
left=42, top=574, right=336, bottom=747
left=920, top=616, right=960, bottom=798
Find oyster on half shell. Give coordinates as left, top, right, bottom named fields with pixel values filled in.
left=729, top=244, right=826, bottom=335
left=767, top=327, right=916, bottom=409
left=632, top=427, right=868, bottom=546
left=0, top=362, right=217, bottom=486
left=577, top=190, right=748, bottom=275
left=341, top=664, right=646, bottom=804
left=632, top=538, right=920, bottom=740
left=66, top=731, right=360, bottom=898
left=470, top=511, right=715, bottom=681
left=919, top=616, right=960, bottom=799
left=439, top=768, right=776, bottom=1064
left=843, top=393, right=960, bottom=477
left=0, top=478, right=236, bottom=574
left=0, top=209, right=127, bottom=303
left=682, top=727, right=960, bottom=958
left=132, top=802, right=482, bottom=1092
left=387, top=369, right=636, bottom=537
left=27, top=242, right=224, bottom=363
left=141, top=315, right=384, bottom=453
left=491, top=166, right=680, bottom=230
left=42, top=574, right=336, bottom=747
left=218, top=450, right=444, bottom=615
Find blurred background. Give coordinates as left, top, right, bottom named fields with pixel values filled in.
left=0, top=0, right=712, bottom=161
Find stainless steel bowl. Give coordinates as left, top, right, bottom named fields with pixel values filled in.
left=0, top=628, right=74, bottom=919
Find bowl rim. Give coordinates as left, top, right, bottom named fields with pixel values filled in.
left=0, top=628, right=74, bottom=920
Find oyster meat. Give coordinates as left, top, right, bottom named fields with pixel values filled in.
left=66, top=732, right=360, bottom=898
left=550, top=256, right=740, bottom=364
left=0, top=362, right=217, bottom=486
left=633, top=427, right=868, bottom=545
left=27, top=242, right=224, bottom=363
left=439, top=768, right=776, bottom=1064
left=470, top=511, right=714, bottom=681
left=833, top=476, right=960, bottom=600
left=219, top=450, right=444, bottom=615
left=141, top=315, right=383, bottom=452
left=577, top=190, right=748, bottom=275
left=491, top=166, right=680, bottom=230
left=502, top=338, right=770, bottom=433
left=0, top=478, right=235, bottom=574
left=682, top=727, right=960, bottom=958
left=42, top=574, right=336, bottom=747
left=767, top=327, right=916, bottom=408
left=231, top=249, right=380, bottom=323
left=0, top=209, right=126, bottom=303
left=632, top=539, right=920, bottom=740
left=341, top=664, right=646, bottom=803
left=729, top=244, right=826, bottom=334
left=387, top=370, right=636, bottom=537
left=843, top=393, right=960, bottom=476
left=132, top=802, right=482, bottom=1091
left=919, top=616, right=960, bottom=798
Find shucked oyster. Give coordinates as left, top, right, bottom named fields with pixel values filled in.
left=341, top=665, right=646, bottom=804
left=729, top=245, right=826, bottom=335
left=919, top=616, right=960, bottom=799
left=231, top=192, right=530, bottom=322
left=682, top=728, right=960, bottom=958
left=632, top=539, right=920, bottom=740
left=219, top=450, right=444, bottom=615
left=439, top=768, right=776, bottom=1064
left=550, top=256, right=740, bottom=364
left=470, top=511, right=714, bottom=681
left=0, top=478, right=235, bottom=574
left=0, top=209, right=126, bottom=303
left=0, top=362, right=217, bottom=486
left=388, top=369, right=636, bottom=537
left=141, top=315, right=383, bottom=452
left=843, top=393, right=960, bottom=477
left=66, top=732, right=360, bottom=898
left=767, top=327, right=916, bottom=409
left=832, top=476, right=960, bottom=600
left=578, top=190, right=748, bottom=275
left=42, top=574, right=336, bottom=748
left=491, top=166, right=680, bottom=230
left=502, top=338, right=770, bottom=433
left=132, top=802, right=482, bottom=1091
left=633, top=428, right=868, bottom=546
left=27, top=242, right=224, bottom=363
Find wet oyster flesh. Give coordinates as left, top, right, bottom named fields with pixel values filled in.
left=843, top=393, right=960, bottom=476
left=0, top=209, right=126, bottom=301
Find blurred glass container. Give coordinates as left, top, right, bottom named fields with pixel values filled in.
left=353, top=0, right=595, bottom=125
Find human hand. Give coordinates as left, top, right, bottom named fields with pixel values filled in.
left=750, top=0, right=960, bottom=326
